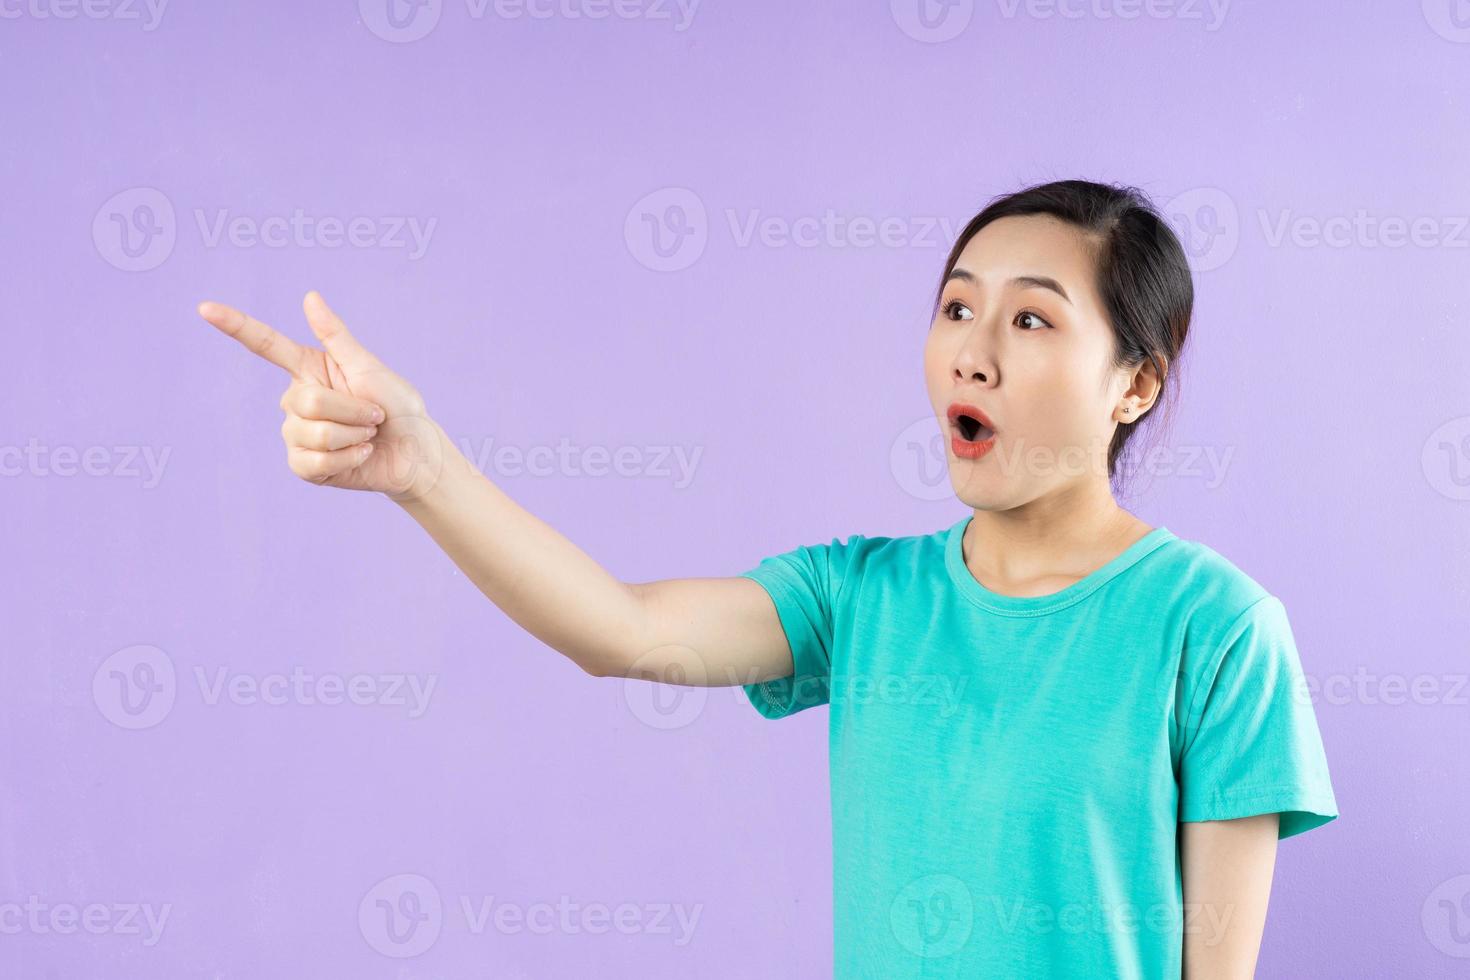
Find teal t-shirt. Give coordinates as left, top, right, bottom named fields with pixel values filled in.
left=740, top=514, right=1338, bottom=979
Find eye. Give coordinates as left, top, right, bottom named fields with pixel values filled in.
left=1015, top=310, right=1054, bottom=331
left=941, top=299, right=973, bottom=321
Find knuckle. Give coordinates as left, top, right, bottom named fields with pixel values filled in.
left=307, top=421, right=332, bottom=449
left=302, top=387, right=327, bottom=416
left=298, top=452, right=326, bottom=480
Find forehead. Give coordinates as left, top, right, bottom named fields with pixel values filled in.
left=952, top=213, right=1100, bottom=293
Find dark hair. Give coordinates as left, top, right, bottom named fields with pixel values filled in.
left=933, top=178, right=1193, bottom=487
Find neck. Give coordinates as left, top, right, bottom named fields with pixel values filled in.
left=962, top=479, right=1151, bottom=591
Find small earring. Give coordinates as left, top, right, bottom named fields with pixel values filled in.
left=1122, top=405, right=1131, bottom=414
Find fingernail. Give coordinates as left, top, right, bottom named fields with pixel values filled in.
left=371, top=407, right=386, bottom=423
left=361, top=443, right=374, bottom=457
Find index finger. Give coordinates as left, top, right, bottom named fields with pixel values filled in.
left=197, top=300, right=309, bottom=377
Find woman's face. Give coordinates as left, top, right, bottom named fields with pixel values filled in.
left=924, top=213, right=1143, bottom=509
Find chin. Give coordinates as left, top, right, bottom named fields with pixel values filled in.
left=949, top=478, right=1007, bottom=511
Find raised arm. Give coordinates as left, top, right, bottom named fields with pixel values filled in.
left=395, top=445, right=793, bottom=683
left=197, top=292, right=795, bottom=686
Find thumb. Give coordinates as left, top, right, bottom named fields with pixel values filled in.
left=303, top=290, right=382, bottom=372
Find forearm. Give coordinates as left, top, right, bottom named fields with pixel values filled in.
left=392, top=420, right=645, bottom=676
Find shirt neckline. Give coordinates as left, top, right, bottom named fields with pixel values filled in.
left=944, top=514, right=1176, bottom=618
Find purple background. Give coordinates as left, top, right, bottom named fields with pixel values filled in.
left=3, top=1, right=1469, bottom=976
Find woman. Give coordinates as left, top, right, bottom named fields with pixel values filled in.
left=198, top=178, right=1338, bottom=978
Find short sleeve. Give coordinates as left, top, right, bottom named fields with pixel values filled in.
left=739, top=540, right=842, bottom=720
left=1178, top=594, right=1339, bottom=839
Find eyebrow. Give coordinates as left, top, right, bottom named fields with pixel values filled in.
left=945, top=268, right=1072, bottom=304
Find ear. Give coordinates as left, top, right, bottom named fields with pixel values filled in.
left=1119, top=354, right=1167, bottom=422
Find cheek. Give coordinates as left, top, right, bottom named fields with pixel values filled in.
left=922, top=332, right=949, bottom=389
left=1013, top=360, right=1106, bottom=446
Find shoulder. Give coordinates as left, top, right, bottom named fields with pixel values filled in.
left=1141, top=532, right=1295, bottom=670
left=820, top=522, right=950, bottom=571
left=1144, top=532, right=1274, bottom=616
left=761, top=523, right=949, bottom=600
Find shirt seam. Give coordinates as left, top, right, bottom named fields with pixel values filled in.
left=755, top=679, right=788, bottom=714
left=1180, top=593, right=1276, bottom=753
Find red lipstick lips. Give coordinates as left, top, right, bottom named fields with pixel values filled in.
left=946, top=401, right=997, bottom=460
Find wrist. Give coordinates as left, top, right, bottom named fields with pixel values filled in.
left=386, top=416, right=470, bottom=509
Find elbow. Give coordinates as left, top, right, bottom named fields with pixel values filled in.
left=578, top=649, right=625, bottom=679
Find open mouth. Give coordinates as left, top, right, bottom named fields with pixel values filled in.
left=947, top=402, right=996, bottom=444
left=953, top=413, right=993, bottom=443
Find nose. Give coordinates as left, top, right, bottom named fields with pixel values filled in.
left=950, top=320, right=999, bottom=387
